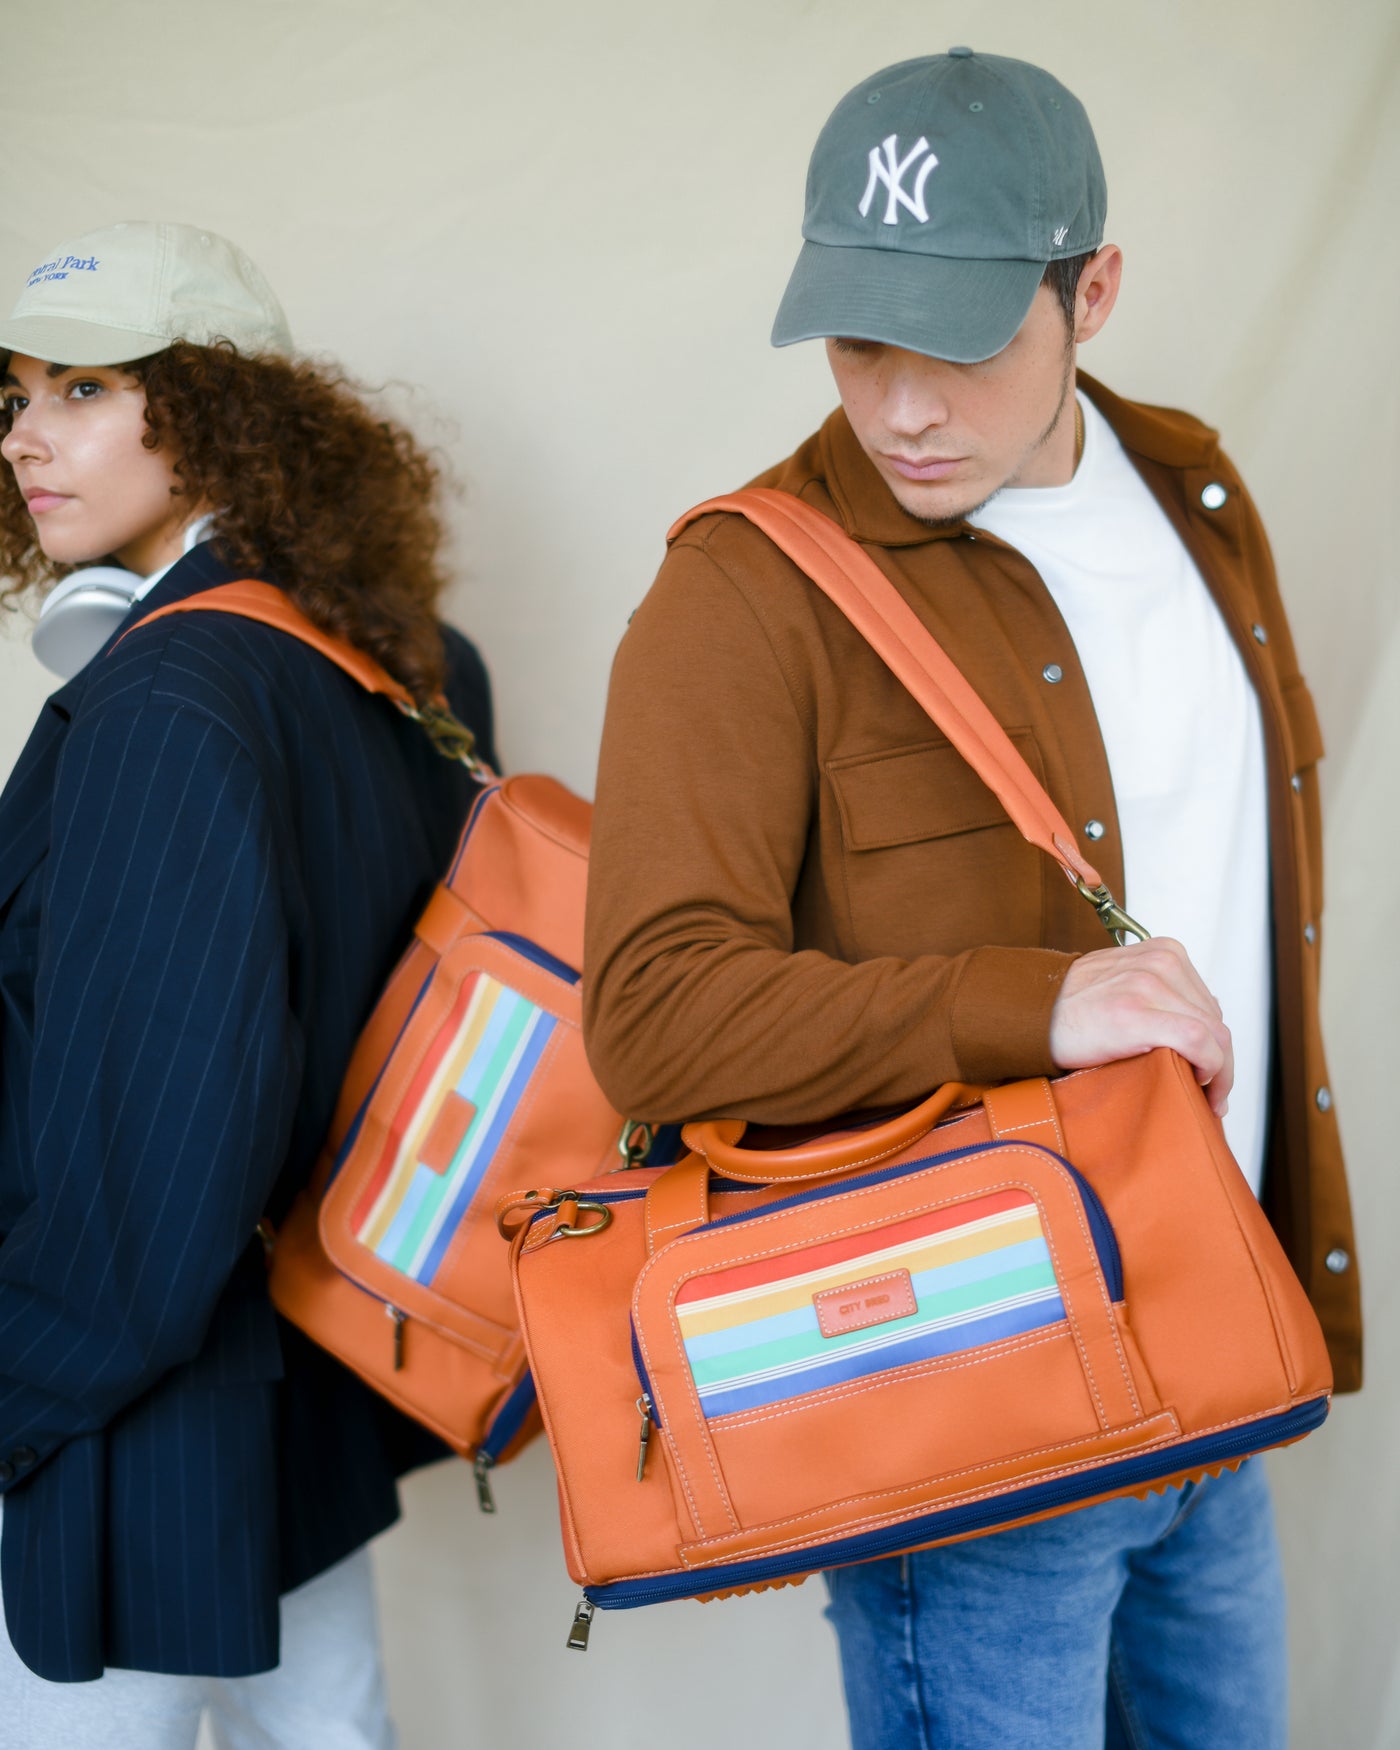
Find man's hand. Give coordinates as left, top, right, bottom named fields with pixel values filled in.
left=1048, top=938, right=1234, bottom=1116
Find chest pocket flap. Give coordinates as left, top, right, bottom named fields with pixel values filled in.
left=828, top=731, right=1045, bottom=851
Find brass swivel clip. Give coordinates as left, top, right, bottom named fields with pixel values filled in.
left=1073, top=876, right=1150, bottom=947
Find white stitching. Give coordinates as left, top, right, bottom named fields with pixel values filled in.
left=707, top=1326, right=1068, bottom=1431
left=679, top=1411, right=1185, bottom=1553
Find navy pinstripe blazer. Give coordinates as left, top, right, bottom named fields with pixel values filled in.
left=0, top=542, right=496, bottom=1681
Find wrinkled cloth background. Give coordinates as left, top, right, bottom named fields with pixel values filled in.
left=1, top=3, right=1395, bottom=1745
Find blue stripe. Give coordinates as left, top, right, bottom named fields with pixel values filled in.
left=696, top=1293, right=1066, bottom=1416
left=584, top=1397, right=1331, bottom=1613
left=415, top=1011, right=557, bottom=1283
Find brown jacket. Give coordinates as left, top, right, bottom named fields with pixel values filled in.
left=584, top=373, right=1361, bottom=1390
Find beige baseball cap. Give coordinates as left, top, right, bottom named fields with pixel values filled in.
left=0, top=220, right=292, bottom=366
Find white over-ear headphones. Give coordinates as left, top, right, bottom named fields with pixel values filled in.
left=32, top=565, right=145, bottom=681
left=31, top=515, right=217, bottom=682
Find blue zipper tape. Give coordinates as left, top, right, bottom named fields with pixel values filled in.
left=583, top=1395, right=1329, bottom=1610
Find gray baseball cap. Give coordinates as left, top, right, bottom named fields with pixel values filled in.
left=0, top=220, right=291, bottom=366
left=772, top=49, right=1106, bottom=363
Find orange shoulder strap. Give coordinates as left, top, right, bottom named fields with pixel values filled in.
left=131, top=580, right=415, bottom=707
left=667, top=488, right=1145, bottom=937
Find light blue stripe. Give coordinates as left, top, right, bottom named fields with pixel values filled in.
left=373, top=1162, right=437, bottom=1262
left=456, top=983, right=525, bottom=1103
left=696, top=1294, right=1067, bottom=1418
left=680, top=1236, right=1053, bottom=1364
left=415, top=1011, right=557, bottom=1284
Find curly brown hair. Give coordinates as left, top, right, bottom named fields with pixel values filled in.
left=0, top=342, right=451, bottom=700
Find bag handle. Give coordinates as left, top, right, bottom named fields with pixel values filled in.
left=667, top=489, right=1145, bottom=946
left=127, top=581, right=493, bottom=775
left=652, top=1077, right=1056, bottom=1247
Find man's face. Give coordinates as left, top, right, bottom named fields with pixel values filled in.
left=826, top=283, right=1079, bottom=525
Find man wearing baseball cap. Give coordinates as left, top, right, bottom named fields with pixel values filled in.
left=584, top=51, right=1357, bottom=1747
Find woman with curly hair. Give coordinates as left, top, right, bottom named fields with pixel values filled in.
left=0, top=221, right=497, bottom=1748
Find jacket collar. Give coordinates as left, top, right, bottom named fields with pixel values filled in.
left=816, top=369, right=1222, bottom=547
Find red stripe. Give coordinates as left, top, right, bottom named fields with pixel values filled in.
left=348, top=972, right=481, bottom=1231
left=674, top=1187, right=1035, bottom=1306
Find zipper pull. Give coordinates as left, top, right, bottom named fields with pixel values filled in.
left=566, top=1597, right=595, bottom=1651
left=473, top=1451, right=498, bottom=1515
left=635, top=1394, right=654, bottom=1483
left=387, top=1304, right=406, bottom=1371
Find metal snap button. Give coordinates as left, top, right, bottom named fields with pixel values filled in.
left=1201, top=482, right=1228, bottom=510
left=1291, top=772, right=1303, bottom=793
left=1084, top=819, right=1106, bottom=841
left=1251, top=624, right=1268, bottom=644
left=1304, top=923, right=1316, bottom=944
left=1042, top=663, right=1063, bottom=684
left=1324, top=1248, right=1350, bottom=1275
left=1315, top=1087, right=1332, bottom=1112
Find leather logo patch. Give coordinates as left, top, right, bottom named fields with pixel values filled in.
left=814, top=1269, right=916, bottom=1339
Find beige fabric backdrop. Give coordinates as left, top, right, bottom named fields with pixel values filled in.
left=2, top=3, right=1396, bottom=1745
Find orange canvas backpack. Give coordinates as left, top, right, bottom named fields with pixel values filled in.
left=137, top=582, right=645, bottom=1508
left=497, top=491, right=1333, bottom=1647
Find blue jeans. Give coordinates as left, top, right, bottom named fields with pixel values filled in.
left=823, top=1459, right=1286, bottom=1750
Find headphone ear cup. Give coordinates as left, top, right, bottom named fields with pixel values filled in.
left=32, top=566, right=144, bottom=680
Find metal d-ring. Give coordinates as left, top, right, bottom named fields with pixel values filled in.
left=552, top=1200, right=613, bottom=1240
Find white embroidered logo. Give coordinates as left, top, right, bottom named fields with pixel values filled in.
left=1052, top=226, right=1070, bottom=246
left=858, top=135, right=940, bottom=225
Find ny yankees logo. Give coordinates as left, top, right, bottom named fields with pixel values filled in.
left=859, top=134, right=939, bottom=225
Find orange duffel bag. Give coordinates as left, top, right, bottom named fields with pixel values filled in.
left=498, top=490, right=1333, bottom=1647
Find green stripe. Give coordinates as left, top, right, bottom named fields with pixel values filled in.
left=686, top=1260, right=1059, bottom=1389
left=386, top=990, right=533, bottom=1271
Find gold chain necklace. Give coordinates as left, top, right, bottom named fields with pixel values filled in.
left=1074, top=398, right=1085, bottom=471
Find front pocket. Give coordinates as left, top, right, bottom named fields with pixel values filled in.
left=676, top=1188, right=1068, bottom=1419
left=321, top=931, right=623, bottom=1358
left=633, top=1142, right=1161, bottom=1540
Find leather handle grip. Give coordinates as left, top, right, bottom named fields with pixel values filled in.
left=680, top=1081, right=982, bottom=1184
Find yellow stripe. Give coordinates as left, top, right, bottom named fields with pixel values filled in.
left=675, top=1212, right=1044, bottom=1337
left=360, top=976, right=500, bottom=1248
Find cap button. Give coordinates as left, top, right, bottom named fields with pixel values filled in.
left=948, top=45, right=975, bottom=57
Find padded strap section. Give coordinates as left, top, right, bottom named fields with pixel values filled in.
left=983, top=1077, right=1066, bottom=1158
left=668, top=489, right=1103, bottom=890
left=645, top=1152, right=712, bottom=1255
left=131, top=581, right=415, bottom=707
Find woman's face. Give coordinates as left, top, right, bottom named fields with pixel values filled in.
left=0, top=352, right=192, bottom=575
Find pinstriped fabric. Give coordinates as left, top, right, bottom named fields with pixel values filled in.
left=0, top=543, right=495, bottom=1680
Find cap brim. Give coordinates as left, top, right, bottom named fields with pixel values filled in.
left=772, top=242, right=1048, bottom=364
left=0, top=313, right=171, bottom=367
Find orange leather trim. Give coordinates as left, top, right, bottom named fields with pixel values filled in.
left=984, top=1077, right=1065, bottom=1158
left=413, top=883, right=476, bottom=957
left=420, top=1093, right=476, bottom=1174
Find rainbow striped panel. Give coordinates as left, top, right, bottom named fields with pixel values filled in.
left=674, top=1189, right=1065, bottom=1418
left=349, top=970, right=556, bottom=1284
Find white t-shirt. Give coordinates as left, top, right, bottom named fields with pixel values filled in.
left=967, top=392, right=1272, bottom=1195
